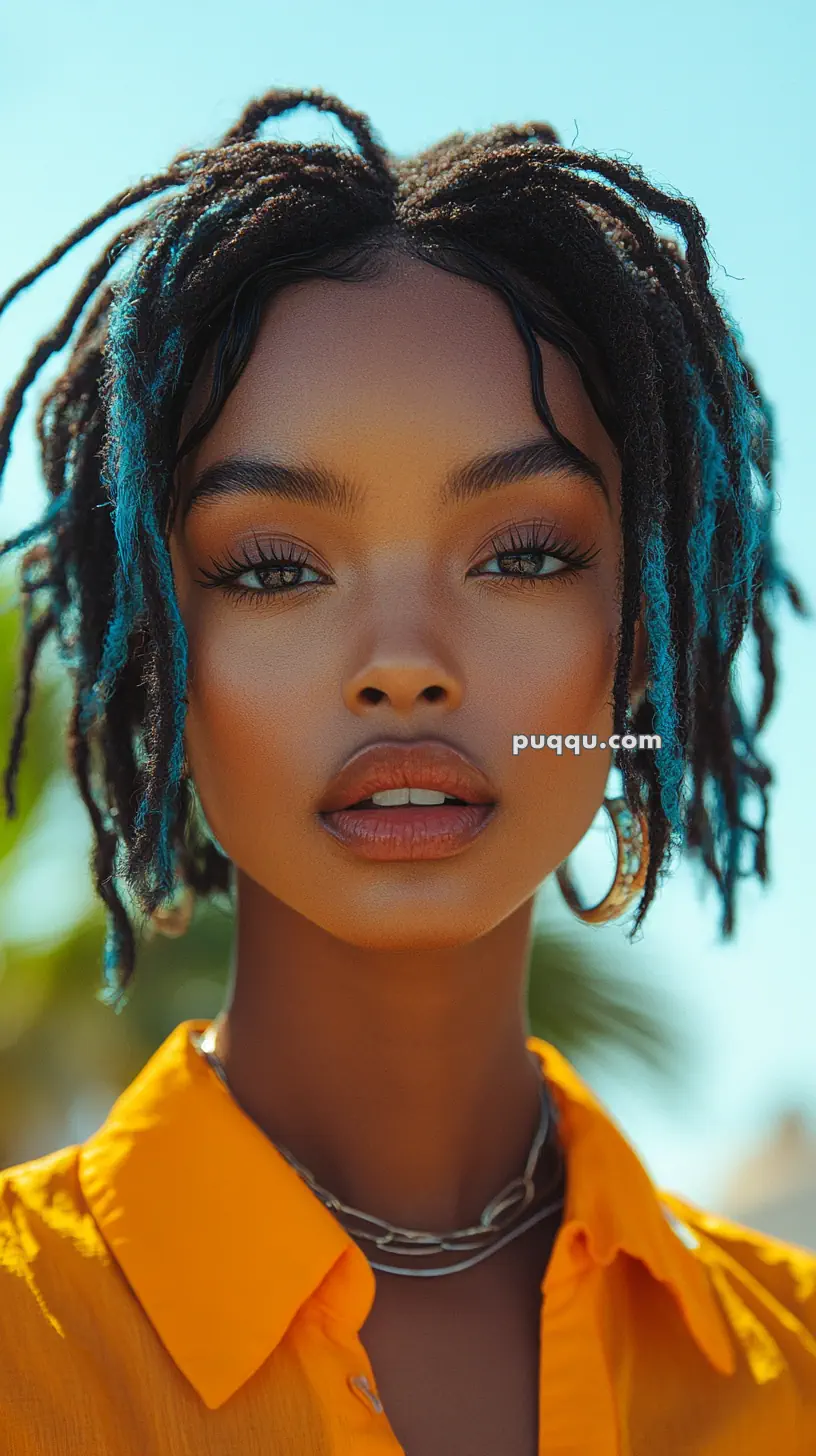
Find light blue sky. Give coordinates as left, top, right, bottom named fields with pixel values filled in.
left=1, top=0, right=814, bottom=1208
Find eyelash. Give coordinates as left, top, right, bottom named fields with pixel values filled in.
left=196, top=520, right=600, bottom=606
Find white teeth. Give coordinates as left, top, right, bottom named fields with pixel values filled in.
left=370, top=787, right=451, bottom=807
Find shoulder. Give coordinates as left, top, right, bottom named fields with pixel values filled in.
left=1, top=1141, right=89, bottom=1237
left=0, top=1144, right=111, bottom=1332
left=0, top=1147, right=133, bottom=1449
left=661, top=1187, right=816, bottom=1343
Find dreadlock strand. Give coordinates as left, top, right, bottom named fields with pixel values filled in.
left=0, top=162, right=200, bottom=319
left=0, top=224, right=141, bottom=489
left=2, top=605, right=57, bottom=817
left=219, top=86, right=393, bottom=180
left=67, top=699, right=137, bottom=1008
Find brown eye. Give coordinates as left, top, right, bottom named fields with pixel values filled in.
left=195, top=539, right=326, bottom=602
left=470, top=519, right=599, bottom=584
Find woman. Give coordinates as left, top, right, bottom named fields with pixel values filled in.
left=0, top=86, right=813, bottom=1455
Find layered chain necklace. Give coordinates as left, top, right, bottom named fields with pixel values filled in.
left=192, top=1021, right=567, bottom=1278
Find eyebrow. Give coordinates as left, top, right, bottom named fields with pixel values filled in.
left=180, top=436, right=609, bottom=524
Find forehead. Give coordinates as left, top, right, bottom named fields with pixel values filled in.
left=183, top=251, right=619, bottom=489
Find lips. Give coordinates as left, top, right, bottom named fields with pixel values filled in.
left=317, top=739, right=498, bottom=814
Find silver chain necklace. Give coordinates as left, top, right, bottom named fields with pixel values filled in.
left=192, top=1022, right=566, bottom=1278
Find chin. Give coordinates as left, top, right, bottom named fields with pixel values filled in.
left=304, top=903, right=504, bottom=952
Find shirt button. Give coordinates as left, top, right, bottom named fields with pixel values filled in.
left=348, top=1373, right=384, bottom=1414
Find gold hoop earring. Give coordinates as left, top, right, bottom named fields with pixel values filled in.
left=556, top=797, right=649, bottom=924
left=149, top=881, right=195, bottom=938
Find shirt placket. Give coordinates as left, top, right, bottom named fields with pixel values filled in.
left=313, top=1314, right=406, bottom=1454
left=537, top=1237, right=621, bottom=1456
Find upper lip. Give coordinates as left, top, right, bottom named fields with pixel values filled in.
left=317, top=739, right=499, bottom=813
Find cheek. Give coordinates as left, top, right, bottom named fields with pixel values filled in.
left=181, top=610, right=331, bottom=838
left=468, top=578, right=619, bottom=734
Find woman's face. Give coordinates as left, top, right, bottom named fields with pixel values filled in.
left=170, top=250, right=642, bottom=949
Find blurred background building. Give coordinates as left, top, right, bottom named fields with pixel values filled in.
left=714, top=1107, right=816, bottom=1250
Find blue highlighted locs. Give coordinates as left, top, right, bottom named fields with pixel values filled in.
left=99, top=917, right=131, bottom=1014
left=81, top=191, right=244, bottom=927
left=685, top=363, right=729, bottom=648
left=82, top=243, right=189, bottom=903
left=684, top=347, right=765, bottom=658
left=641, top=529, right=685, bottom=836
left=133, top=489, right=189, bottom=898
left=641, top=313, right=777, bottom=849
left=678, top=314, right=780, bottom=889
left=722, top=330, right=766, bottom=605
left=161, top=190, right=243, bottom=293
left=129, top=191, right=251, bottom=897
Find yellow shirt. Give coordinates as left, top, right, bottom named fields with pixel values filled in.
left=1, top=1018, right=814, bottom=1454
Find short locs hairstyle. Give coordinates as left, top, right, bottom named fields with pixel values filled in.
left=0, top=87, right=805, bottom=1012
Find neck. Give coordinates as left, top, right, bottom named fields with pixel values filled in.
left=211, top=876, right=557, bottom=1232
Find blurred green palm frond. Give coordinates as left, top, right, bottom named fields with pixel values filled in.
left=527, top=930, right=689, bottom=1087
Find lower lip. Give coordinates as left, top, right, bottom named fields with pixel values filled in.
left=317, top=803, right=498, bottom=860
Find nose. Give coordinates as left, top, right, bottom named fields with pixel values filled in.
left=342, top=658, right=464, bottom=716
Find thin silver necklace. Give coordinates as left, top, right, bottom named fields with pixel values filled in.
left=192, top=1021, right=566, bottom=1278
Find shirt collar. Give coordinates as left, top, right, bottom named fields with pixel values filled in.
left=532, top=1037, right=735, bottom=1378
left=78, top=1019, right=734, bottom=1409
